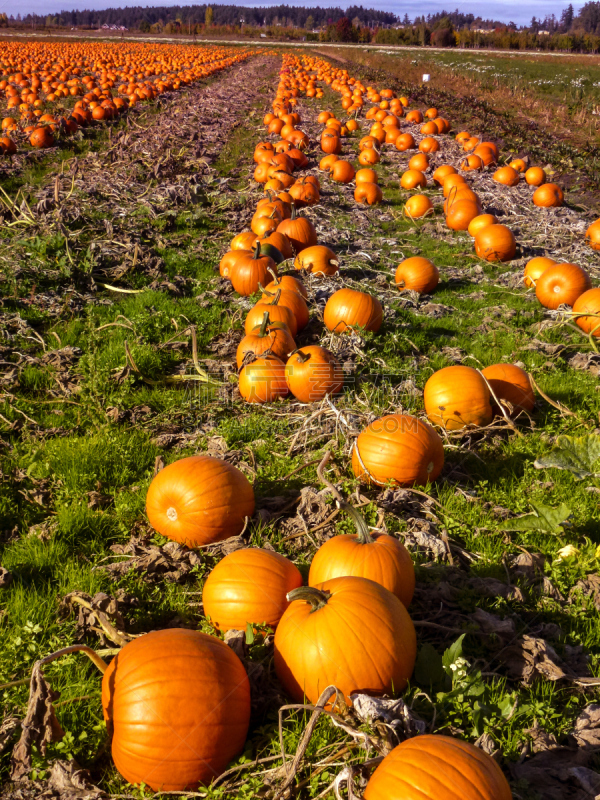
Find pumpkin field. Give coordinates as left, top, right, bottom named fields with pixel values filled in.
left=1, top=37, right=600, bottom=800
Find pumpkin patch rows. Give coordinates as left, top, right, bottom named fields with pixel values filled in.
left=0, top=45, right=599, bottom=800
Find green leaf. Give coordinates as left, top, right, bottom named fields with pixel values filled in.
left=534, top=434, right=600, bottom=480
left=501, top=501, right=572, bottom=534
left=442, top=634, right=466, bottom=673
left=245, top=623, right=254, bottom=645
left=414, top=643, right=446, bottom=689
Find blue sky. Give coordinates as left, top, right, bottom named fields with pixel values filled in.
left=12, top=0, right=583, bottom=28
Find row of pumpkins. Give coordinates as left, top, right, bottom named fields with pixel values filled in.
left=0, top=42, right=255, bottom=152
left=49, top=55, right=516, bottom=800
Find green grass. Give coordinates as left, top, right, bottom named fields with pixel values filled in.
left=0, top=48, right=599, bottom=799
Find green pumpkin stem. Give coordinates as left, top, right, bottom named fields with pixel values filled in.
left=338, top=500, right=374, bottom=544
left=253, top=241, right=262, bottom=259
left=259, top=312, right=271, bottom=337
left=293, top=349, right=311, bottom=363
left=287, top=586, right=331, bottom=612
left=39, top=644, right=109, bottom=674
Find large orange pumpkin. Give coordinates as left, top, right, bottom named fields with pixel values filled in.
left=474, top=224, right=516, bottom=262
left=146, top=455, right=255, bottom=546
left=324, top=288, right=383, bottom=334
left=535, top=263, right=591, bottom=309
left=533, top=183, right=564, bottom=207
left=203, top=548, right=302, bottom=631
left=404, top=194, right=433, bottom=220
left=400, top=169, right=427, bottom=190
left=274, top=577, right=417, bottom=705
left=352, top=413, right=444, bottom=486
left=277, top=208, right=318, bottom=253
left=424, top=366, right=493, bottom=430
left=294, top=245, right=339, bottom=275
left=585, top=219, right=600, bottom=251
left=573, top=288, right=600, bottom=336
left=523, top=256, right=556, bottom=288
left=308, top=501, right=415, bottom=607
left=236, top=312, right=296, bottom=368
left=101, top=629, right=251, bottom=791
left=482, top=363, right=535, bottom=414
left=363, top=735, right=513, bottom=800
left=395, top=257, right=439, bottom=293
left=239, top=355, right=289, bottom=403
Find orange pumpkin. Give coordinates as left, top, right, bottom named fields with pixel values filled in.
left=355, top=168, right=378, bottom=184
left=535, top=263, right=591, bottom=309
left=424, top=366, right=493, bottom=430
left=432, top=164, right=456, bottom=186
left=236, top=312, right=296, bottom=368
left=474, top=224, right=517, bottom=262
left=404, top=194, right=433, bottom=219
left=274, top=577, right=417, bottom=705
left=294, top=244, right=339, bottom=275
left=203, top=548, right=302, bottom=631
left=395, top=133, right=415, bottom=151
left=400, top=169, right=427, bottom=190
left=352, top=413, right=444, bottom=489
left=585, top=219, right=600, bottom=251
left=446, top=200, right=481, bottom=232
left=277, top=208, right=318, bottom=253
left=331, top=159, right=355, bottom=183
left=230, top=244, right=277, bottom=296
left=239, top=355, right=289, bottom=403
left=363, top=735, right=513, bottom=800
left=467, top=214, right=497, bottom=237
left=573, top=288, right=600, bottom=337
left=355, top=182, right=383, bottom=205
left=523, top=256, right=556, bottom=288
left=395, top=257, right=439, bottom=293
left=408, top=152, right=429, bottom=171
left=533, top=183, right=564, bottom=207
left=324, top=288, right=383, bottom=334
left=285, top=346, right=344, bottom=403
left=525, top=166, right=546, bottom=186
left=146, top=455, right=255, bottom=546
left=482, top=363, right=535, bottom=414
left=101, top=629, right=250, bottom=791
left=493, top=166, right=520, bottom=186
left=308, top=501, right=415, bottom=607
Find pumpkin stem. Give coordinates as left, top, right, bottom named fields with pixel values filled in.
left=287, top=586, right=331, bottom=612
left=253, top=241, right=262, bottom=259
left=292, top=349, right=311, bottom=363
left=290, top=203, right=297, bottom=220
left=268, top=288, right=282, bottom=306
left=259, top=312, right=271, bottom=337
left=267, top=267, right=279, bottom=284
left=338, top=500, right=374, bottom=544
left=38, top=644, right=109, bottom=674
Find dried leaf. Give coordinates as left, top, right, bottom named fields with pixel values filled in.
left=46, top=758, right=106, bottom=798
left=503, top=635, right=567, bottom=685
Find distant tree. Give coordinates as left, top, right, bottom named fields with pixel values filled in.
left=205, top=6, right=214, bottom=26
left=305, top=14, right=314, bottom=29
left=561, top=3, right=575, bottom=29
left=139, top=18, right=150, bottom=31
left=0, top=12, right=8, bottom=26
left=403, top=13, right=411, bottom=24
left=335, top=16, right=353, bottom=40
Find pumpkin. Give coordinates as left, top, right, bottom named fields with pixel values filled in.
left=0, top=137, right=16, bottom=155
left=533, top=183, right=564, bottom=207
left=146, top=455, right=255, bottom=546
left=467, top=214, right=497, bottom=237
left=355, top=168, right=378, bottom=184
left=424, top=366, right=493, bottom=430
left=442, top=173, right=467, bottom=196
left=239, top=355, right=289, bottom=403
left=395, top=257, right=439, bottom=293
left=230, top=243, right=277, bottom=296
left=472, top=145, right=497, bottom=166
left=289, top=181, right=320, bottom=208
left=324, top=288, right=383, bottom=334
left=245, top=292, right=297, bottom=336
left=510, top=157, right=527, bottom=173
left=585, top=219, right=600, bottom=251
left=523, top=256, right=556, bottom=288
left=363, top=735, right=513, bottom=800
left=263, top=273, right=307, bottom=298
left=320, top=153, right=339, bottom=171
left=321, top=130, right=341, bottom=154
left=331, top=160, right=355, bottom=183
left=443, top=186, right=481, bottom=214
left=261, top=286, right=309, bottom=332
left=400, top=169, right=427, bottom=190
left=404, top=194, right=433, bottom=220
left=573, top=288, right=600, bottom=337
left=525, top=166, right=546, bottom=186
left=482, top=363, right=535, bottom=414
left=277, top=207, right=318, bottom=254
left=355, top=182, right=383, bottom=205
left=460, top=155, right=484, bottom=172
left=395, top=133, right=415, bottom=151
left=360, top=135, right=379, bottom=150
left=493, top=166, right=520, bottom=186
left=203, top=548, right=302, bottom=631
left=30, top=126, right=54, bottom=148
left=474, top=224, right=517, bottom=262
left=419, top=137, right=439, bottom=154
left=260, top=231, right=294, bottom=260
left=535, top=263, right=591, bottom=309
left=274, top=577, right=417, bottom=705
left=101, top=629, right=250, bottom=791
left=420, top=121, right=438, bottom=135
left=352, top=413, right=444, bottom=488
left=231, top=231, right=258, bottom=251
left=219, top=249, right=250, bottom=279
left=406, top=109, right=423, bottom=124
left=294, top=245, right=339, bottom=275
left=285, top=346, right=344, bottom=403
left=432, top=164, right=456, bottom=185
left=236, top=312, right=296, bottom=368
left=358, top=148, right=380, bottom=166
left=408, top=152, right=429, bottom=172
left=446, top=200, right=481, bottom=232
left=308, top=501, right=415, bottom=607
